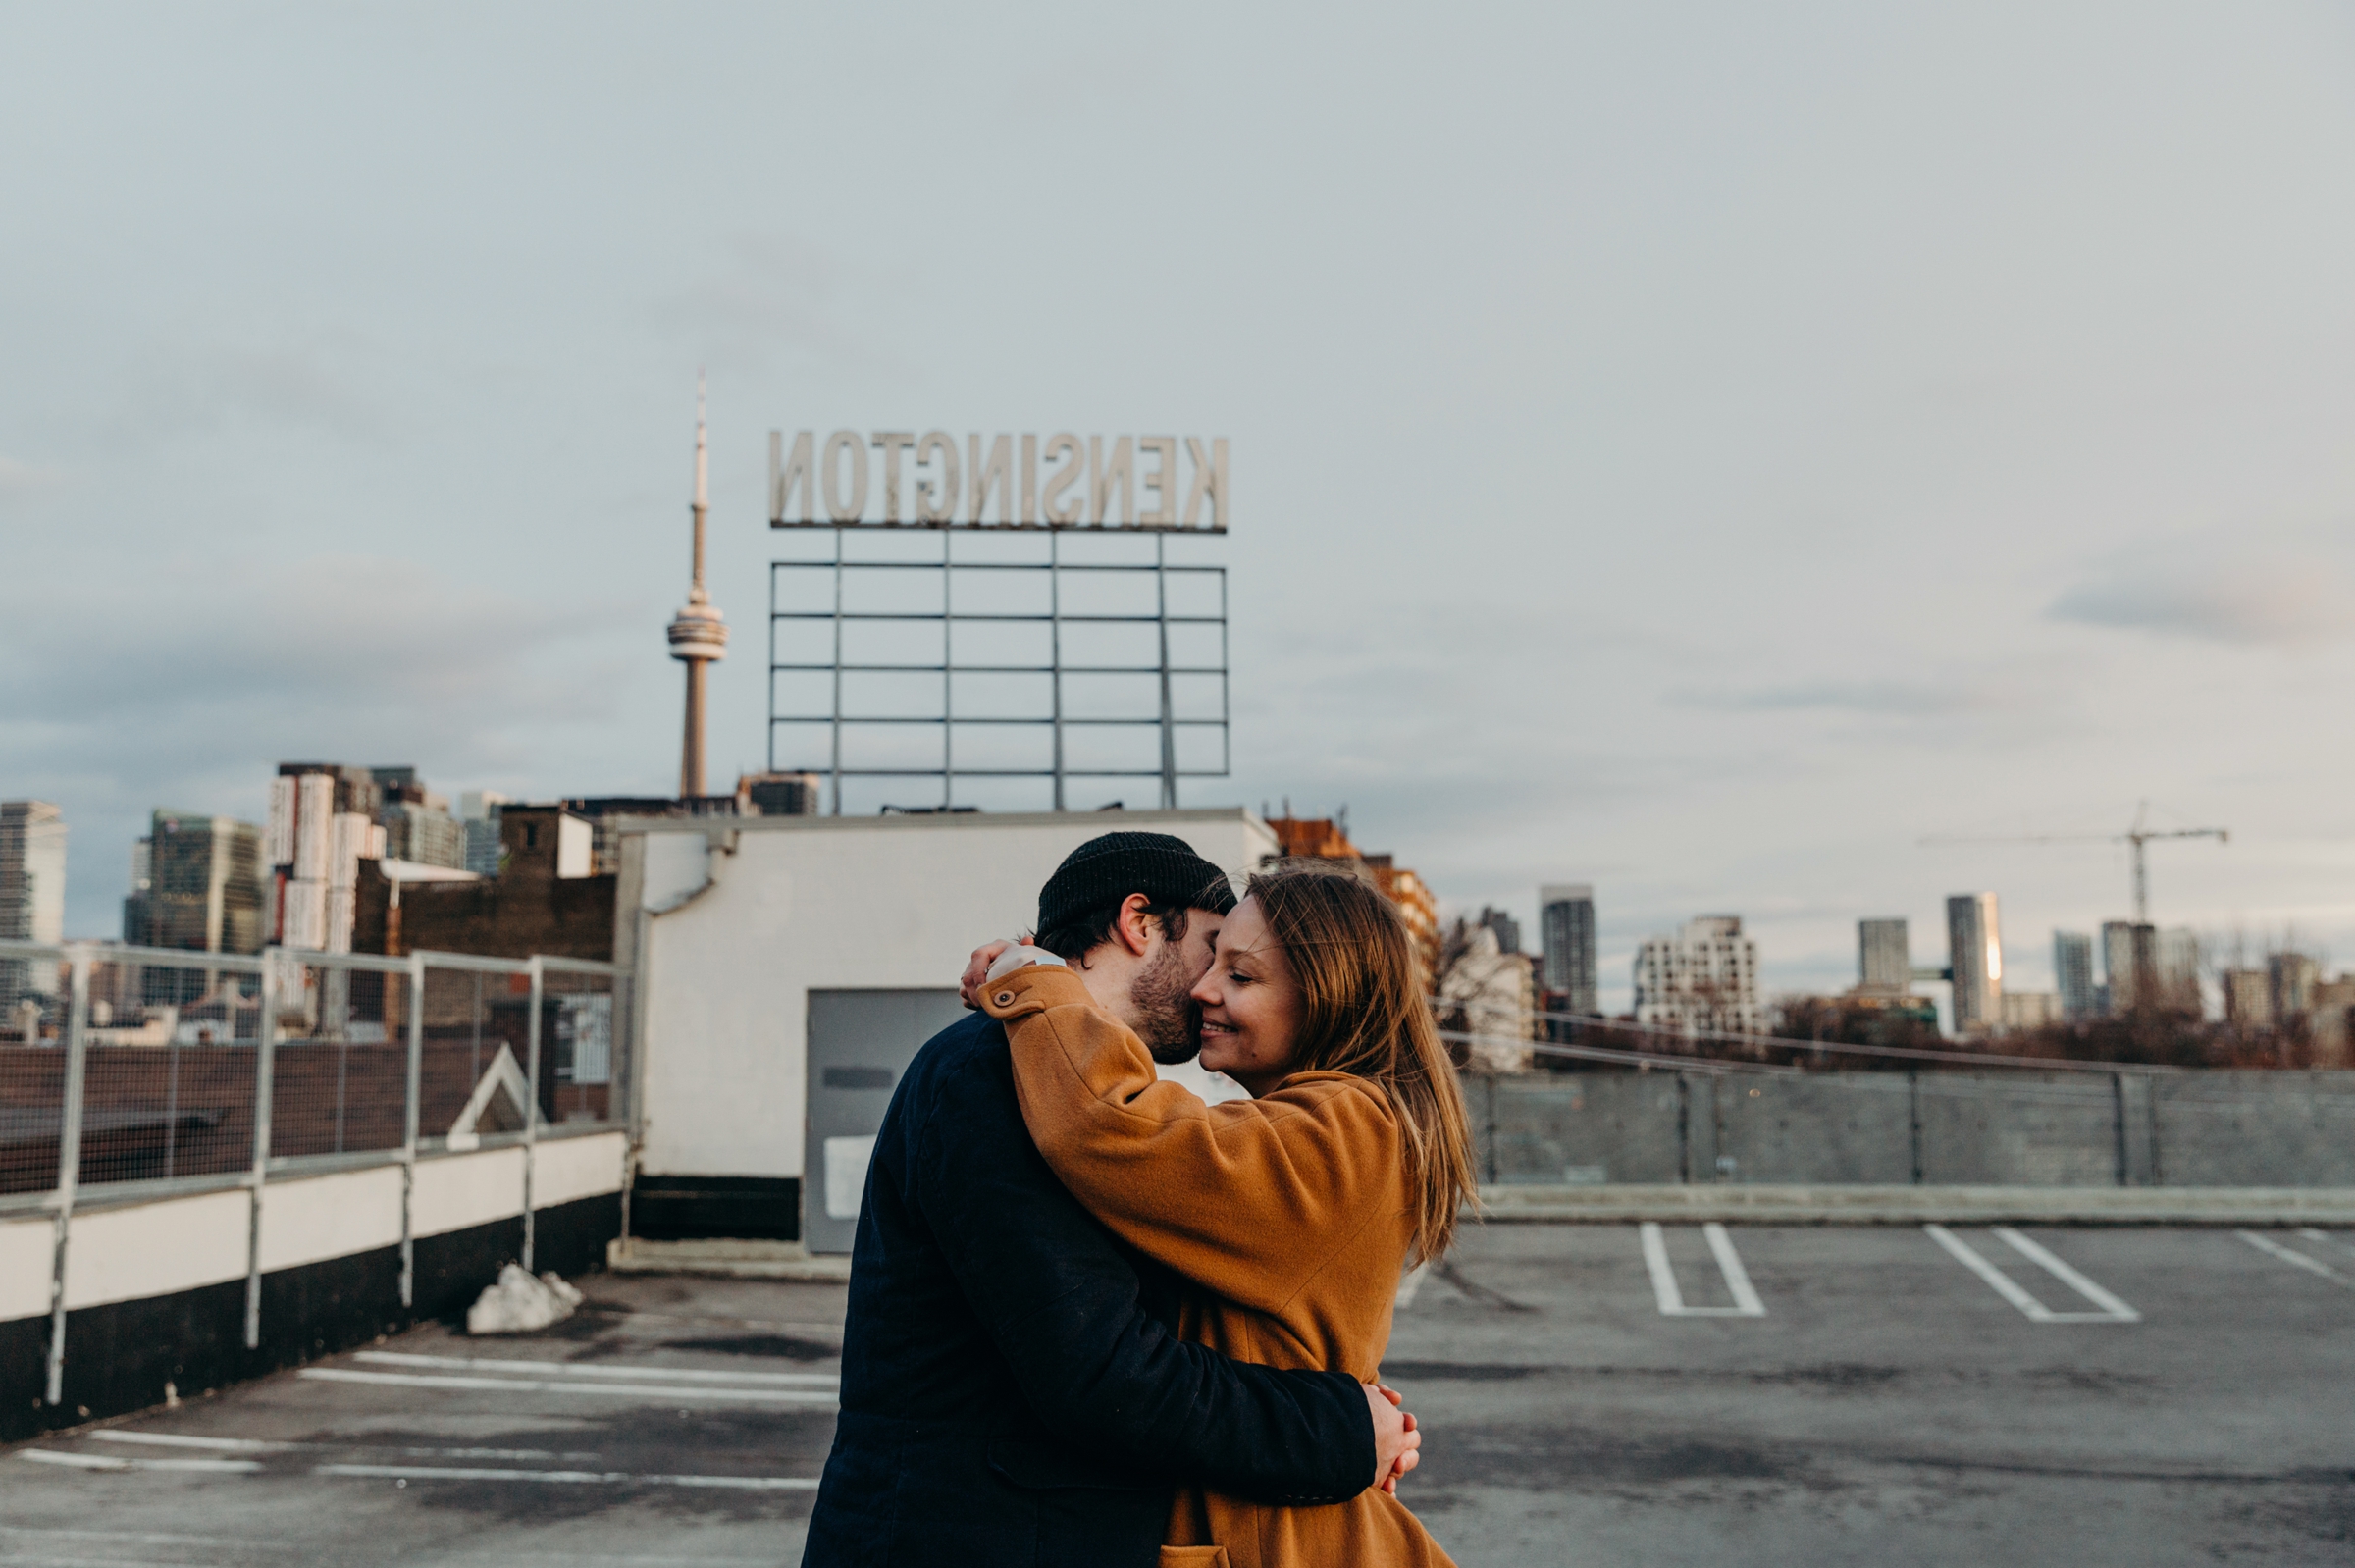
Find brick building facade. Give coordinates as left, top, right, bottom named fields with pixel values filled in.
left=352, top=806, right=618, bottom=963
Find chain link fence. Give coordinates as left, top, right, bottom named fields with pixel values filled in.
left=73, top=952, right=261, bottom=1188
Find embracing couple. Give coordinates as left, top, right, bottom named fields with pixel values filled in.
left=801, top=830, right=1476, bottom=1567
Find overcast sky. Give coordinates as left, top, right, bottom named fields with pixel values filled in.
left=8, top=2, right=2355, bottom=1009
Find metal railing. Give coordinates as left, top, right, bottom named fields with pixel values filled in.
left=0, top=938, right=629, bottom=1410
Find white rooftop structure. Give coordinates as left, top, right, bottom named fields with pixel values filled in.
left=613, top=808, right=1274, bottom=1251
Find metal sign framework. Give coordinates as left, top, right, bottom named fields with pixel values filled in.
left=768, top=527, right=1230, bottom=814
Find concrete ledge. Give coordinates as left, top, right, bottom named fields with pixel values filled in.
left=1474, top=1183, right=2355, bottom=1225
left=605, top=1237, right=853, bottom=1281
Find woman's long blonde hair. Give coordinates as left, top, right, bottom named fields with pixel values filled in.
left=1243, top=862, right=1478, bottom=1262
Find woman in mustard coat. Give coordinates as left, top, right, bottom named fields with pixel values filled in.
left=979, top=862, right=1479, bottom=1568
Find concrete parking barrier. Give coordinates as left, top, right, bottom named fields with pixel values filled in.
left=1474, top=1182, right=2355, bottom=1225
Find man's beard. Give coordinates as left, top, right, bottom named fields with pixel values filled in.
left=1130, top=940, right=1202, bottom=1065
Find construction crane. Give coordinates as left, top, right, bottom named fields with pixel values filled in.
left=1919, top=801, right=2228, bottom=924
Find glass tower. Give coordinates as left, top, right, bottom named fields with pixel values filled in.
left=1858, top=918, right=1910, bottom=991
left=1539, top=884, right=1596, bottom=1017
left=1945, top=893, right=2003, bottom=1035
left=0, top=801, right=67, bottom=1014
left=2054, top=930, right=2095, bottom=1020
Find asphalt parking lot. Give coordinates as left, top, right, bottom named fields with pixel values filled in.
left=5, top=1225, right=2352, bottom=1567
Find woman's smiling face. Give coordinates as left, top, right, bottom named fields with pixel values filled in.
left=1188, top=896, right=1304, bottom=1097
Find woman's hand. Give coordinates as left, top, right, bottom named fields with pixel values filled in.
left=960, top=941, right=1016, bottom=1009
left=1367, top=1383, right=1420, bottom=1494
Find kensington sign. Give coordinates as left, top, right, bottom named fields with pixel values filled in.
left=769, top=431, right=1228, bottom=532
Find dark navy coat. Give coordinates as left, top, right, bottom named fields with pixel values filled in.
left=802, top=1011, right=1373, bottom=1567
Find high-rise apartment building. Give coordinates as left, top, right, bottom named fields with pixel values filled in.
left=1633, top=915, right=1761, bottom=1036
left=2054, top=930, right=2096, bottom=1020
left=0, top=801, right=68, bottom=1012
left=460, top=791, right=510, bottom=877
left=1539, top=884, right=1597, bottom=1017
left=369, top=766, right=465, bottom=869
left=1479, top=907, right=1521, bottom=955
left=124, top=810, right=264, bottom=1005
left=268, top=763, right=388, bottom=954
left=1946, top=893, right=2003, bottom=1035
left=2224, top=968, right=2272, bottom=1029
left=135, top=812, right=264, bottom=952
left=2156, top=927, right=2202, bottom=1015
left=2099, top=920, right=2138, bottom=1014
left=1858, top=917, right=1910, bottom=991
left=380, top=800, right=464, bottom=868
left=2271, top=952, right=2321, bottom=1022
left=2096, top=920, right=2196, bottom=1014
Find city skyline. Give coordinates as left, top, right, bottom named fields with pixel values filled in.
left=8, top=5, right=2355, bottom=1009
left=0, top=757, right=2310, bottom=1017
left=4, top=771, right=2299, bottom=1020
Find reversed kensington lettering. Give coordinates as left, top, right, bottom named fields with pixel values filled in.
left=770, top=431, right=1229, bottom=531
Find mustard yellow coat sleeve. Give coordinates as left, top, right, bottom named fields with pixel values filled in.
left=980, top=964, right=1404, bottom=1318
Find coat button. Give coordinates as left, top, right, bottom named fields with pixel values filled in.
left=993, top=991, right=1014, bottom=1006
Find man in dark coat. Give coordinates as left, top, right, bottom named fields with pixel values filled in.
left=803, top=832, right=1412, bottom=1567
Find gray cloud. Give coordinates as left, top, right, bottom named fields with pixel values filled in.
left=0, top=553, right=628, bottom=778
left=2049, top=564, right=2355, bottom=648
left=0, top=551, right=646, bottom=933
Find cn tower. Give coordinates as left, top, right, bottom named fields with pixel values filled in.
left=666, top=375, right=728, bottom=798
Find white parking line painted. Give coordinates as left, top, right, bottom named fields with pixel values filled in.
left=1923, top=1225, right=2139, bottom=1323
left=0, top=1551, right=237, bottom=1568
left=1925, top=1224, right=2048, bottom=1315
left=398, top=1445, right=605, bottom=1460
left=16, top=1449, right=819, bottom=1490
left=1640, top=1223, right=1767, bottom=1317
left=314, top=1463, right=819, bottom=1490
left=89, top=1432, right=601, bottom=1461
left=1991, top=1228, right=2141, bottom=1320
left=0, top=1525, right=297, bottom=1549
left=2239, top=1229, right=2355, bottom=1289
left=1703, top=1223, right=1767, bottom=1315
left=353, top=1350, right=839, bottom=1386
left=0, top=1544, right=224, bottom=1553
left=21, top=1449, right=263, bottom=1474
left=391, top=1557, right=787, bottom=1568
left=2297, top=1228, right=2355, bottom=1260
left=0, top=1529, right=784, bottom=1568
left=90, top=1432, right=291, bottom=1452
left=1394, top=1263, right=1429, bottom=1309
left=298, top=1368, right=839, bottom=1403
left=1640, top=1223, right=1685, bottom=1314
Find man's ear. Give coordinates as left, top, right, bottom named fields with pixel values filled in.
left=1111, top=893, right=1158, bottom=958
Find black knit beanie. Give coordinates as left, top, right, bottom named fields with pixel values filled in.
left=1036, top=831, right=1236, bottom=936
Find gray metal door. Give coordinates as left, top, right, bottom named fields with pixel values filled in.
left=805, top=988, right=965, bottom=1254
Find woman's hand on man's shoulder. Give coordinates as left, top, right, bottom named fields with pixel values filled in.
left=960, top=939, right=1064, bottom=1009
left=960, top=940, right=1015, bottom=1009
